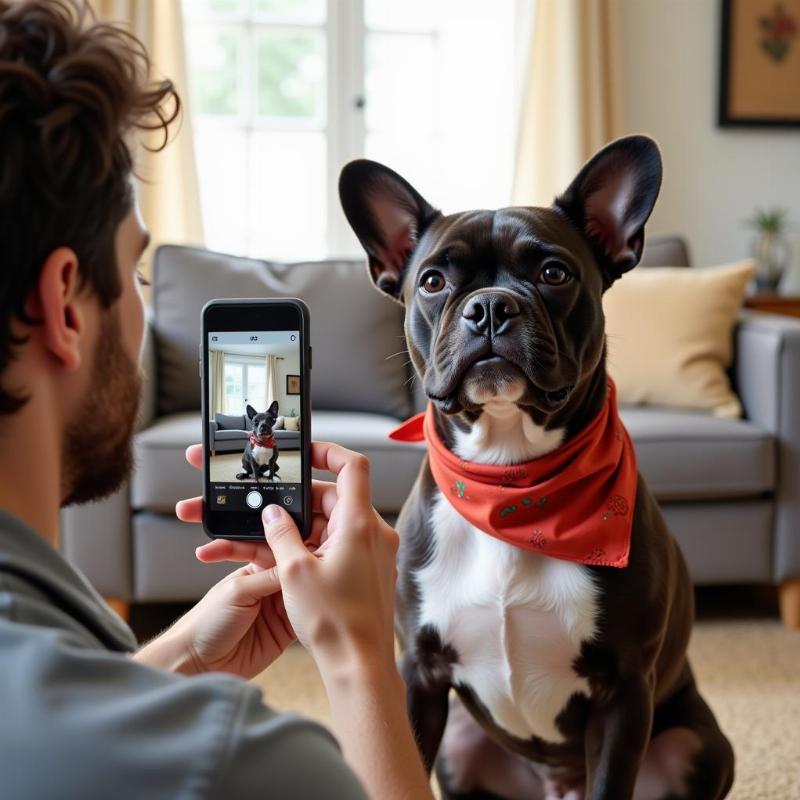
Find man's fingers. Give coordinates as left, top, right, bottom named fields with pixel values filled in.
left=226, top=564, right=282, bottom=605
left=262, top=505, right=311, bottom=567
left=185, top=444, right=203, bottom=470
left=196, top=514, right=327, bottom=566
left=311, top=479, right=337, bottom=516
left=196, top=538, right=276, bottom=570
left=311, top=442, right=372, bottom=515
left=176, top=497, right=203, bottom=523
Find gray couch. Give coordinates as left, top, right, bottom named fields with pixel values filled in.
left=209, top=413, right=301, bottom=455
left=59, top=238, right=800, bottom=625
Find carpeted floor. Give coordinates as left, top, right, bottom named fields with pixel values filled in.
left=251, top=592, right=800, bottom=799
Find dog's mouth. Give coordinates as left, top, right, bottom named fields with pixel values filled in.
left=427, top=353, right=575, bottom=414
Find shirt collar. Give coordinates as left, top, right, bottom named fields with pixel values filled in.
left=0, top=509, right=137, bottom=652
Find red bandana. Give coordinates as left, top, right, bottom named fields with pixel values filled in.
left=250, top=433, right=276, bottom=448
left=388, top=381, right=636, bottom=567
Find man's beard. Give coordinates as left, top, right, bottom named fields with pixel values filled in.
left=62, top=310, right=142, bottom=507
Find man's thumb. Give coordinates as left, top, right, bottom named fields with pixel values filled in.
left=262, top=504, right=305, bottom=564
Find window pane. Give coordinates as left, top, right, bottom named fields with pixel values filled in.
left=256, top=30, right=325, bottom=121
left=365, top=0, right=435, bottom=32
left=185, top=25, right=242, bottom=116
left=186, top=0, right=243, bottom=14
left=224, top=363, right=243, bottom=414
left=195, top=126, right=249, bottom=255
left=246, top=365, right=267, bottom=410
left=254, top=0, right=324, bottom=23
left=247, top=131, right=326, bottom=259
left=365, top=33, right=435, bottom=134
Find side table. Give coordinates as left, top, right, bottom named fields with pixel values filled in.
left=744, top=294, right=800, bottom=318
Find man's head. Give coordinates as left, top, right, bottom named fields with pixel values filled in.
left=339, top=136, right=662, bottom=426
left=0, top=0, right=179, bottom=504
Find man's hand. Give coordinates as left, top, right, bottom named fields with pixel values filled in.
left=136, top=441, right=398, bottom=681
left=135, top=444, right=319, bottom=678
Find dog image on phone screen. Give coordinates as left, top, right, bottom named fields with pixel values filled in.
left=339, top=136, right=734, bottom=800
left=236, top=401, right=281, bottom=483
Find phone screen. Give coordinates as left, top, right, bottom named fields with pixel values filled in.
left=203, top=301, right=309, bottom=539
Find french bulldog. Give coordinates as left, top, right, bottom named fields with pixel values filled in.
left=236, top=401, right=281, bottom=483
left=339, top=136, right=734, bottom=800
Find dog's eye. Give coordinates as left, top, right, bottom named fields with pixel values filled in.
left=420, top=271, right=447, bottom=294
left=539, top=261, right=571, bottom=286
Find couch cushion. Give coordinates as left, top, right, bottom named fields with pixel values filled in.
left=152, top=245, right=411, bottom=419
left=215, top=413, right=247, bottom=431
left=620, top=406, right=775, bottom=500
left=133, top=411, right=426, bottom=514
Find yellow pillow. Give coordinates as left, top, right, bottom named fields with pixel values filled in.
left=283, top=416, right=300, bottom=431
left=603, top=260, right=755, bottom=418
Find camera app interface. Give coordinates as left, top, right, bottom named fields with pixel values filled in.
left=208, top=330, right=302, bottom=514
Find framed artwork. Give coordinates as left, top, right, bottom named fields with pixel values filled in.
left=719, top=0, right=800, bottom=127
left=286, top=374, right=301, bottom=395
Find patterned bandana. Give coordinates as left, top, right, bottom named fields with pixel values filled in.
left=250, top=433, right=276, bottom=448
left=388, top=381, right=636, bottom=567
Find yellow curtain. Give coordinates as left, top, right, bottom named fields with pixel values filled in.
left=209, top=350, right=226, bottom=418
left=512, top=0, right=623, bottom=206
left=90, top=0, right=204, bottom=273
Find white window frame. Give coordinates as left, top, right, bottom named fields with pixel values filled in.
left=185, top=0, right=521, bottom=260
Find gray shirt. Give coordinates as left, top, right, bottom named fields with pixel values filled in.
left=0, top=510, right=367, bottom=799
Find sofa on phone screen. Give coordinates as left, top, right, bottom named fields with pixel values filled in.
left=209, top=413, right=301, bottom=455
left=58, top=239, right=800, bottom=626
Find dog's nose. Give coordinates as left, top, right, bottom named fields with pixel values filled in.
left=461, top=292, right=521, bottom=337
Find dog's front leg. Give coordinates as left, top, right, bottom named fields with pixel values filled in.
left=584, top=673, right=653, bottom=800
left=399, top=650, right=450, bottom=774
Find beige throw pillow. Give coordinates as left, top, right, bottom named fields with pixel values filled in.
left=284, top=416, right=300, bottom=431
left=603, top=260, right=755, bottom=418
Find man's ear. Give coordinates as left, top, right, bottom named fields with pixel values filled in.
left=339, top=159, right=439, bottom=300
left=246, top=404, right=256, bottom=419
left=554, top=135, right=662, bottom=284
left=268, top=400, right=279, bottom=417
left=32, top=247, right=83, bottom=371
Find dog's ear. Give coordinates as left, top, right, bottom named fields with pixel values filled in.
left=339, top=159, right=439, bottom=300
left=554, top=135, right=662, bottom=284
left=246, top=404, right=257, bottom=419
left=267, top=400, right=279, bottom=417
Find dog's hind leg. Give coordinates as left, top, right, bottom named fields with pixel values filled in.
left=634, top=676, right=734, bottom=800
left=436, top=695, right=545, bottom=800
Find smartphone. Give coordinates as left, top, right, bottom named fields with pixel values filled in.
left=201, top=298, right=311, bottom=540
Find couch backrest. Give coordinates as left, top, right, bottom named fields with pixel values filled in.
left=215, top=413, right=248, bottom=431
left=152, top=245, right=411, bottom=419
left=639, top=235, right=691, bottom=268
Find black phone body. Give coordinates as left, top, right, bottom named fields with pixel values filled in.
left=201, top=298, right=311, bottom=540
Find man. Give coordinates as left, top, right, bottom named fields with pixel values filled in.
left=0, top=2, right=432, bottom=798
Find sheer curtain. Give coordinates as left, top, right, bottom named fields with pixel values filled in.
left=89, top=0, right=204, bottom=276
left=512, top=0, right=623, bottom=206
left=265, top=356, right=280, bottom=411
left=209, top=351, right=226, bottom=418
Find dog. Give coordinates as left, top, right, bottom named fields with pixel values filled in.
left=339, top=136, right=734, bottom=800
left=236, top=401, right=281, bottom=483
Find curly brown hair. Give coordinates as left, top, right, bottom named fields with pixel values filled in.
left=0, top=0, right=180, bottom=413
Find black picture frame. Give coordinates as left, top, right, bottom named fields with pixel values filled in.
left=286, top=374, right=301, bottom=395
left=718, top=0, right=800, bottom=128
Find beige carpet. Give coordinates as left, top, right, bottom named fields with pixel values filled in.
left=253, top=616, right=800, bottom=798
left=209, top=450, right=302, bottom=483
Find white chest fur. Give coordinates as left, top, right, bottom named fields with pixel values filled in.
left=251, top=444, right=274, bottom=465
left=414, top=400, right=599, bottom=744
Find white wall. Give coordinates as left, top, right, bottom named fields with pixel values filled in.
left=619, top=0, right=800, bottom=289
left=275, top=351, right=301, bottom=418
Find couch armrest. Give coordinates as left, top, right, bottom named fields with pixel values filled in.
left=736, top=310, right=800, bottom=582
left=137, top=311, right=157, bottom=431
left=60, top=482, right=132, bottom=600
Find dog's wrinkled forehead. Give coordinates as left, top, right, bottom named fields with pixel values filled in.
left=408, top=206, right=599, bottom=291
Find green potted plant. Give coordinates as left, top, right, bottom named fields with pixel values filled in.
left=747, top=208, right=791, bottom=293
